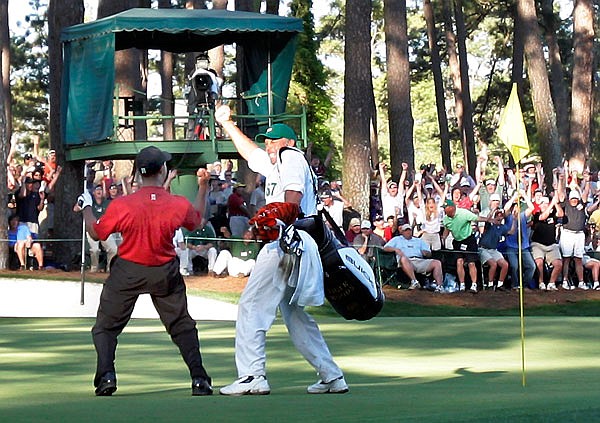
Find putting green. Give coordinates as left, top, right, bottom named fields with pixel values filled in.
left=1, top=317, right=599, bottom=422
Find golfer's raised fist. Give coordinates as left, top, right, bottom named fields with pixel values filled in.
left=214, top=105, right=232, bottom=124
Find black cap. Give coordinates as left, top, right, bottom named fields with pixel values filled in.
left=135, top=146, right=171, bottom=176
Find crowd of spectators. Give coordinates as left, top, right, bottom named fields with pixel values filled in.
left=6, top=136, right=62, bottom=270
left=332, top=147, right=600, bottom=293
left=8, top=137, right=600, bottom=294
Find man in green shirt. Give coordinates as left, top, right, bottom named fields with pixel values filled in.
left=213, top=230, right=260, bottom=277
left=442, top=200, right=494, bottom=292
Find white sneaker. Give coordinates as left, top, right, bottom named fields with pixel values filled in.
left=434, top=285, right=444, bottom=293
left=219, top=375, right=270, bottom=396
left=408, top=280, right=421, bottom=290
left=546, top=283, right=558, bottom=291
left=593, top=282, right=600, bottom=290
left=307, top=376, right=349, bottom=394
left=469, top=284, right=478, bottom=293
left=578, top=282, right=590, bottom=290
left=459, top=283, right=466, bottom=292
left=562, top=281, right=574, bottom=290
left=539, top=282, right=546, bottom=291
left=180, top=269, right=190, bottom=276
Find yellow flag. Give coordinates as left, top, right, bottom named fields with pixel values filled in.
left=497, top=83, right=529, bottom=164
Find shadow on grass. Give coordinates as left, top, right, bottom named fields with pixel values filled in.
left=2, top=317, right=600, bottom=422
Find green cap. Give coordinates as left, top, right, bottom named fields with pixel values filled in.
left=255, top=123, right=297, bottom=143
left=443, top=199, right=455, bottom=208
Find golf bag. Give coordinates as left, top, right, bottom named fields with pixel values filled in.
left=292, top=216, right=384, bottom=321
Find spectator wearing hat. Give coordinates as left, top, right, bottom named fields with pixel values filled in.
left=478, top=207, right=511, bottom=290
left=372, top=214, right=393, bottom=242
left=207, top=175, right=228, bottom=224
left=353, top=219, right=385, bottom=265
left=345, top=217, right=362, bottom=243
left=475, top=155, right=505, bottom=210
left=558, top=168, right=591, bottom=289
left=503, top=191, right=536, bottom=291
left=73, top=184, right=118, bottom=272
left=531, top=195, right=564, bottom=291
left=22, top=152, right=37, bottom=178
left=450, top=162, right=475, bottom=191
left=227, top=182, right=251, bottom=238
left=106, top=183, right=120, bottom=201
left=379, top=162, right=406, bottom=222
left=16, top=175, right=45, bottom=238
left=211, top=160, right=223, bottom=178
left=383, top=223, right=444, bottom=291
left=442, top=199, right=495, bottom=292
left=320, top=189, right=344, bottom=231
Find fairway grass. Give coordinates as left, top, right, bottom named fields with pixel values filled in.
left=1, top=317, right=600, bottom=422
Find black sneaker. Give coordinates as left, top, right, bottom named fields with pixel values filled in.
left=192, top=377, right=213, bottom=396
left=95, top=372, right=117, bottom=396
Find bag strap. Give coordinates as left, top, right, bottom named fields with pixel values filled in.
left=318, top=207, right=349, bottom=247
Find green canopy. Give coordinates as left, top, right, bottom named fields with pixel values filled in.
left=60, top=8, right=302, bottom=145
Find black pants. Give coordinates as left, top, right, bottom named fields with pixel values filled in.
left=92, top=257, right=210, bottom=387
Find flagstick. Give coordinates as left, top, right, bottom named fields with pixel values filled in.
left=80, top=163, right=87, bottom=305
left=516, top=163, right=526, bottom=387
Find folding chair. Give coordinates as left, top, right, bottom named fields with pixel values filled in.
left=374, top=248, right=405, bottom=289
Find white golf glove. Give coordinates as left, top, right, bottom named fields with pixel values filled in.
left=77, top=191, right=93, bottom=209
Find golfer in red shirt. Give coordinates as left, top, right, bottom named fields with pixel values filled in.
left=79, top=146, right=213, bottom=396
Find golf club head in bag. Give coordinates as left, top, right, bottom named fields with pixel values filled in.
left=292, top=216, right=384, bottom=321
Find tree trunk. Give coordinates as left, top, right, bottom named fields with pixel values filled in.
left=0, top=0, right=10, bottom=142
left=441, top=0, right=460, bottom=171
left=185, top=1, right=207, bottom=78
left=209, top=0, right=228, bottom=81
left=569, top=0, right=594, bottom=172
left=510, top=2, right=525, bottom=85
left=517, top=0, right=561, bottom=177
left=424, top=0, right=451, bottom=171
left=385, top=0, right=414, bottom=179
left=158, top=0, right=175, bottom=140
left=98, top=0, right=148, bottom=141
left=48, top=0, right=85, bottom=268
left=453, top=0, right=476, bottom=176
left=265, top=0, right=279, bottom=15
left=343, top=0, right=372, bottom=218
left=540, top=0, right=569, bottom=155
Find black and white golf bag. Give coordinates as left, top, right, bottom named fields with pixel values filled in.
left=291, top=216, right=384, bottom=321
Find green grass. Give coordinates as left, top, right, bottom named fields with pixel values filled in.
left=2, top=317, right=600, bottom=422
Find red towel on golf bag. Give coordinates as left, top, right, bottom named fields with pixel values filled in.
left=292, top=216, right=384, bottom=321
left=249, top=202, right=300, bottom=242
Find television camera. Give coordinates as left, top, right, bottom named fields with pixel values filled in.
left=187, top=53, right=221, bottom=112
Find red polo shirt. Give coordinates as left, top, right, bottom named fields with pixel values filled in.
left=94, top=186, right=201, bottom=266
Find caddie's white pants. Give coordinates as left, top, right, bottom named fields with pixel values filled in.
left=234, top=241, right=343, bottom=382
